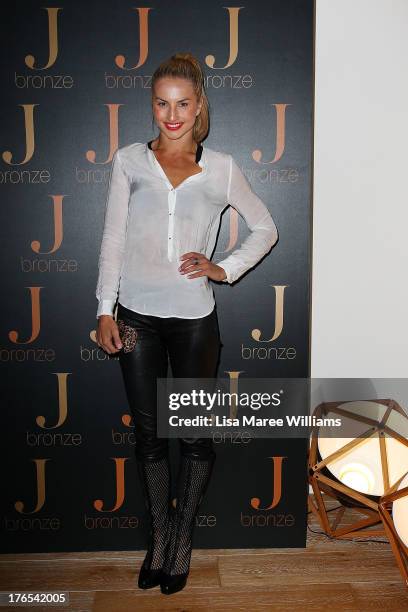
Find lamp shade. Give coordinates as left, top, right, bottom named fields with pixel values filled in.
left=394, top=473, right=408, bottom=546
left=379, top=471, right=408, bottom=587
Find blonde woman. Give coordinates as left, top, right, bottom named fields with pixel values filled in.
left=95, top=52, right=278, bottom=595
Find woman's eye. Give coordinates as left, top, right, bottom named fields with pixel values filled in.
left=156, top=101, right=188, bottom=108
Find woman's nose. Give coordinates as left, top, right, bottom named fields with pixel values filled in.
left=167, top=107, right=178, bottom=121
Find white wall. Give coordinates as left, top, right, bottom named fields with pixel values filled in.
left=311, top=0, right=408, bottom=379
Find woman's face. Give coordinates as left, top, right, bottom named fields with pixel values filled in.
left=152, top=77, right=202, bottom=142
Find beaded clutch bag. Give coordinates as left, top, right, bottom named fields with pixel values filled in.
left=117, top=319, right=138, bottom=353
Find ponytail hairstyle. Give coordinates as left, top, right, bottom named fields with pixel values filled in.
left=151, top=52, right=210, bottom=144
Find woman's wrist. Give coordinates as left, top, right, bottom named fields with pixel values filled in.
left=216, top=265, right=227, bottom=281
left=96, top=314, right=113, bottom=321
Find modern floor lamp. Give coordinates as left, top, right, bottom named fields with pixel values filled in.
left=308, top=399, right=408, bottom=539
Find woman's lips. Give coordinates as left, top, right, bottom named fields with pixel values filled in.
left=164, top=122, right=183, bottom=131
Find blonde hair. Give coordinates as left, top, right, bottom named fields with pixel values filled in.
left=151, top=52, right=209, bottom=144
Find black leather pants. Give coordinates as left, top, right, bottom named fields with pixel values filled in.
left=117, top=302, right=221, bottom=462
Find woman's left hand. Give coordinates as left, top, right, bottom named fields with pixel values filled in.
left=179, top=252, right=227, bottom=282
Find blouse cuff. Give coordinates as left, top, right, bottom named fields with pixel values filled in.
left=97, top=299, right=116, bottom=319
left=216, top=261, right=234, bottom=284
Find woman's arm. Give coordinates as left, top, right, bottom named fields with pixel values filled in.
left=95, top=149, right=130, bottom=318
left=217, top=155, right=279, bottom=283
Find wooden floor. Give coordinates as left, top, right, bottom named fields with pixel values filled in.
left=1, top=497, right=407, bottom=611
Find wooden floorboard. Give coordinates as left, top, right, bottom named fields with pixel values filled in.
left=93, top=584, right=359, bottom=612
left=0, top=496, right=407, bottom=611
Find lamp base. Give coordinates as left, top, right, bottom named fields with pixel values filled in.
left=309, top=479, right=385, bottom=539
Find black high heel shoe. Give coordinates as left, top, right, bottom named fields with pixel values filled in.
left=136, top=456, right=171, bottom=589
left=160, top=452, right=216, bottom=595
left=138, top=566, right=162, bottom=590
left=160, top=571, right=188, bottom=595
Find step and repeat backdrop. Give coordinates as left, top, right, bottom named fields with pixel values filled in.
left=1, top=0, right=314, bottom=553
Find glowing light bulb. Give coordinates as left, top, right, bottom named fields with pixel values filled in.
left=339, top=462, right=375, bottom=494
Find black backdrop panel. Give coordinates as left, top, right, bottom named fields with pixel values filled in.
left=1, top=0, right=313, bottom=553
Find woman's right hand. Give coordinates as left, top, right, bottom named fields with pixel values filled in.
left=96, top=316, right=123, bottom=354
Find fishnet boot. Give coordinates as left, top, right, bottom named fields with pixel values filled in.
left=160, top=451, right=216, bottom=595
left=136, top=455, right=172, bottom=589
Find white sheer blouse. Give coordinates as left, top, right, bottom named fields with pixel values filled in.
left=95, top=141, right=278, bottom=319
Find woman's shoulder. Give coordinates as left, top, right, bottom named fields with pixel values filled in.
left=113, top=143, right=147, bottom=175
left=116, top=141, right=146, bottom=159
left=203, top=144, right=232, bottom=165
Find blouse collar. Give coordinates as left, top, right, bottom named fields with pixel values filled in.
left=145, top=140, right=207, bottom=189
left=147, top=140, right=203, bottom=163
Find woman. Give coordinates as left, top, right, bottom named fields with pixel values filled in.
left=95, top=52, right=278, bottom=595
